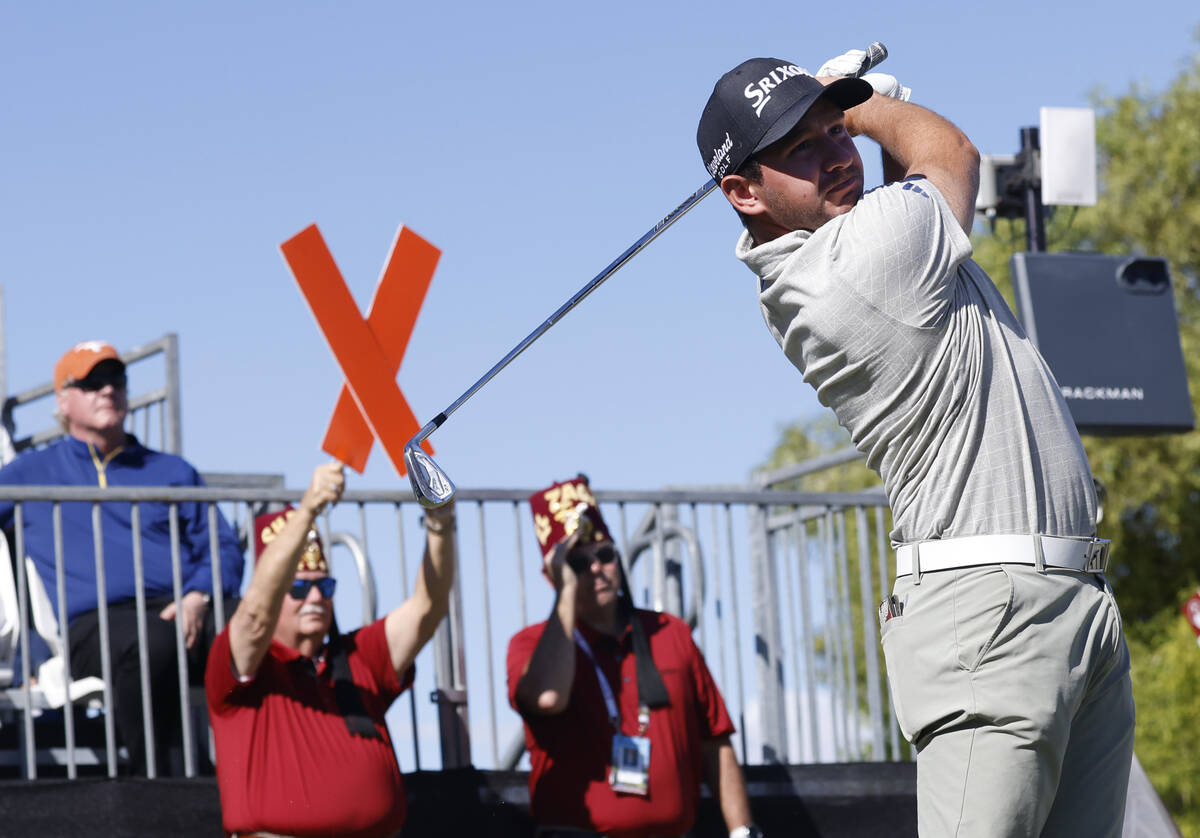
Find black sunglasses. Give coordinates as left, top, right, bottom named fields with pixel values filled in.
left=287, top=577, right=337, bottom=600
left=567, top=544, right=621, bottom=574
left=68, top=369, right=127, bottom=392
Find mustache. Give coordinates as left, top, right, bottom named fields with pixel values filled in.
left=299, top=603, right=327, bottom=617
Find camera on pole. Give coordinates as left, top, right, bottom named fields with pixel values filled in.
left=977, top=108, right=1194, bottom=436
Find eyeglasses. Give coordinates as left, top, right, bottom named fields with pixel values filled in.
left=287, top=577, right=337, bottom=600
left=67, top=369, right=127, bottom=392
left=567, top=544, right=621, bottom=574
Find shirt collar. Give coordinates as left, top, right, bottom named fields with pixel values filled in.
left=736, top=227, right=812, bottom=287
left=272, top=638, right=328, bottom=674
left=62, top=432, right=140, bottom=457
left=576, top=614, right=633, bottom=650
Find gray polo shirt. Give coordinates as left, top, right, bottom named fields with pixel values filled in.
left=737, top=177, right=1096, bottom=544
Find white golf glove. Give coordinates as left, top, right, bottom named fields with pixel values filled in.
left=817, top=49, right=871, bottom=78
left=862, top=72, right=911, bottom=102
left=817, top=49, right=911, bottom=101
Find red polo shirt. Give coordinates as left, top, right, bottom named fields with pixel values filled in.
left=506, top=610, right=735, bottom=838
left=205, top=618, right=412, bottom=838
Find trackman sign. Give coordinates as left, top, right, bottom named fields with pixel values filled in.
left=744, top=63, right=807, bottom=117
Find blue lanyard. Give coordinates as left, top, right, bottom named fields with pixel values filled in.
left=574, top=630, right=650, bottom=733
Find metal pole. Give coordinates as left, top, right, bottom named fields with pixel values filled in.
left=724, top=505, right=749, bottom=763
left=53, top=505, right=79, bottom=778
left=652, top=503, right=667, bottom=613
left=131, top=505, right=158, bottom=778
left=1021, top=127, right=1047, bottom=253
left=658, top=502, right=683, bottom=618
left=875, top=506, right=902, bottom=759
left=394, top=504, right=420, bottom=769
left=169, top=506, right=196, bottom=776
left=0, top=283, right=6, bottom=432
left=207, top=505, right=226, bottom=631
left=855, top=506, right=886, bottom=759
left=690, top=503, right=704, bottom=650
left=14, top=505, right=37, bottom=778
left=512, top=501, right=528, bottom=629
left=163, top=333, right=184, bottom=455
left=709, top=507, right=728, bottom=691
left=475, top=502, right=498, bottom=767
left=780, top=528, right=802, bottom=762
left=748, top=503, right=785, bottom=763
left=432, top=520, right=470, bottom=768
left=820, top=513, right=843, bottom=761
left=835, top=512, right=858, bottom=757
left=795, top=521, right=821, bottom=762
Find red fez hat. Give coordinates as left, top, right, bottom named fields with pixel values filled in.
left=254, top=506, right=328, bottom=572
left=528, top=475, right=612, bottom=558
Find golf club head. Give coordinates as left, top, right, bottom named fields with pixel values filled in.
left=405, top=445, right=456, bottom=508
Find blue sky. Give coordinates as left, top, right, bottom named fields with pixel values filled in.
left=4, top=2, right=1196, bottom=494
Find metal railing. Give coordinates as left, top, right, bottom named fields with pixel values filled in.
left=0, top=478, right=906, bottom=780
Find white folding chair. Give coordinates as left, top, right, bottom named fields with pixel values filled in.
left=0, top=536, right=21, bottom=688
left=23, top=557, right=106, bottom=709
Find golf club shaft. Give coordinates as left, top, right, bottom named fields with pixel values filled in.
left=408, top=40, right=888, bottom=451
left=409, top=177, right=719, bottom=449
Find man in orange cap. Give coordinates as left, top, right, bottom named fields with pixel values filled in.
left=206, top=461, right=457, bottom=838
left=0, top=340, right=243, bottom=774
left=507, top=475, right=759, bottom=838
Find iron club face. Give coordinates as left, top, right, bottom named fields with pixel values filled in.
left=405, top=445, right=456, bottom=508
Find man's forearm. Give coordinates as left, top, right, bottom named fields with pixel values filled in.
left=844, top=92, right=980, bottom=229
left=410, top=523, right=457, bottom=634
left=227, top=504, right=319, bottom=674
left=515, top=590, right=578, bottom=715
left=704, top=738, right=753, bottom=832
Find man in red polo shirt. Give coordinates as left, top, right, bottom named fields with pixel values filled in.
left=205, top=462, right=456, bottom=838
left=507, top=475, right=760, bottom=838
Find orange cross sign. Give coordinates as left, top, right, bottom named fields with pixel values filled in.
left=280, top=224, right=441, bottom=476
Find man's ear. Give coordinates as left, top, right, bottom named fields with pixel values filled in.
left=720, top=174, right=764, bottom=216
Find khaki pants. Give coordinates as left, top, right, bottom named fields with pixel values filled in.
left=881, top=565, right=1134, bottom=837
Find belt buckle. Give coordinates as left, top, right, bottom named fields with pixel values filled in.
left=1084, top=538, right=1110, bottom=573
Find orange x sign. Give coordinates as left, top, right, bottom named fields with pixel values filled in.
left=280, top=224, right=440, bottom=476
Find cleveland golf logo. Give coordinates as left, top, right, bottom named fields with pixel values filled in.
left=743, top=63, right=806, bottom=117
left=707, top=132, right=734, bottom=179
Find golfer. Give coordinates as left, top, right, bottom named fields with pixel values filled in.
left=696, top=50, right=1134, bottom=837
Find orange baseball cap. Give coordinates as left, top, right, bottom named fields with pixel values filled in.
left=53, top=341, right=123, bottom=392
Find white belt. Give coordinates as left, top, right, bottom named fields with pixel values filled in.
left=895, top=534, right=1110, bottom=578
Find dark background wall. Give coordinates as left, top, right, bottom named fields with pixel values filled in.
left=0, top=763, right=917, bottom=837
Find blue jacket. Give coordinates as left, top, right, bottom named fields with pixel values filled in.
left=0, top=435, right=244, bottom=625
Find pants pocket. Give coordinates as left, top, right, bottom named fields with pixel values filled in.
left=953, top=566, right=1014, bottom=672
left=880, top=621, right=912, bottom=740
